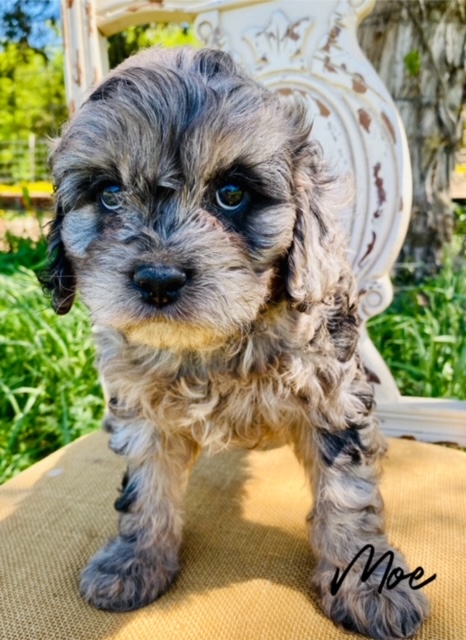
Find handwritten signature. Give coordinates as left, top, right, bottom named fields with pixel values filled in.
left=330, top=544, right=437, bottom=596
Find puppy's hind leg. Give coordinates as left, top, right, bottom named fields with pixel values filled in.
left=293, top=367, right=430, bottom=639
left=80, top=412, right=199, bottom=611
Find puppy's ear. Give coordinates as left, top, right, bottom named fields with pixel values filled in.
left=285, top=106, right=343, bottom=311
left=39, top=200, right=76, bottom=315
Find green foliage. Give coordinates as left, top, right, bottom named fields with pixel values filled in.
left=404, top=49, right=421, bottom=77
left=0, top=42, right=67, bottom=183
left=0, top=41, right=67, bottom=142
left=108, top=23, right=200, bottom=68
left=0, top=234, right=103, bottom=484
left=0, top=23, right=199, bottom=182
left=0, top=228, right=46, bottom=273
left=368, top=259, right=466, bottom=399
left=454, top=203, right=466, bottom=236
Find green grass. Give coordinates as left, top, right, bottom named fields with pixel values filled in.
left=368, top=258, right=466, bottom=399
left=0, top=233, right=103, bottom=484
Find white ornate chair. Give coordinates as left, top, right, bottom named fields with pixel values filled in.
left=2, top=4, right=466, bottom=640
left=60, top=0, right=466, bottom=443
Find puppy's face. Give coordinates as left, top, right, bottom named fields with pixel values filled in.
left=45, top=48, right=323, bottom=351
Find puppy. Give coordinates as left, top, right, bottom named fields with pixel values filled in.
left=41, top=47, right=429, bottom=638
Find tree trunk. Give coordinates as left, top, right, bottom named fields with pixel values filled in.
left=358, top=0, right=466, bottom=277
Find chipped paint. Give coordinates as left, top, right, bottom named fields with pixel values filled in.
left=316, top=99, right=331, bottom=117
left=243, top=11, right=312, bottom=71
left=358, top=108, right=371, bottom=132
left=324, top=56, right=337, bottom=73
left=278, top=87, right=307, bottom=98
left=373, top=163, right=387, bottom=218
left=352, top=73, right=367, bottom=94
left=84, top=0, right=93, bottom=37
left=75, top=56, right=82, bottom=87
left=66, top=0, right=74, bottom=8
left=285, top=18, right=309, bottom=42
left=381, top=112, right=397, bottom=144
left=358, top=231, right=377, bottom=267
left=321, top=25, right=341, bottom=53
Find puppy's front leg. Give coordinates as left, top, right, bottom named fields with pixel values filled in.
left=80, top=411, right=198, bottom=611
left=295, top=377, right=430, bottom=639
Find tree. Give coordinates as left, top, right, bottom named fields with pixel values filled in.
left=0, top=43, right=67, bottom=141
left=0, top=43, right=67, bottom=182
left=359, top=0, right=466, bottom=277
left=0, top=0, right=60, bottom=55
left=0, top=0, right=67, bottom=179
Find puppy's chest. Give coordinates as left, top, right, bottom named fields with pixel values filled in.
left=146, top=370, right=305, bottom=450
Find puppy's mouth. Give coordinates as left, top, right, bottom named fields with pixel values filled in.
left=124, top=319, right=228, bottom=351
left=82, top=255, right=271, bottom=351
left=118, top=262, right=242, bottom=351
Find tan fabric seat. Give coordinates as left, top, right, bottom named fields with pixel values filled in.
left=0, top=432, right=465, bottom=639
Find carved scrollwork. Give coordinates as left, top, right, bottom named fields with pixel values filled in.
left=194, top=12, right=229, bottom=51
left=243, top=10, right=314, bottom=73
left=359, top=277, right=393, bottom=320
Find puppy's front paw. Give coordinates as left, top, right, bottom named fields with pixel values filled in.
left=314, top=556, right=430, bottom=639
left=80, top=537, right=179, bottom=611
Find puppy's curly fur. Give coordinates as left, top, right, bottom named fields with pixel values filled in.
left=41, top=47, right=429, bottom=639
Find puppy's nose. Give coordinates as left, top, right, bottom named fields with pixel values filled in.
left=132, top=264, right=187, bottom=307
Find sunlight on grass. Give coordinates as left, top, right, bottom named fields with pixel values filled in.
left=0, top=241, right=103, bottom=483
left=368, top=259, right=466, bottom=399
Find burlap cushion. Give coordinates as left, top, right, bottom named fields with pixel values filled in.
left=0, top=431, right=465, bottom=639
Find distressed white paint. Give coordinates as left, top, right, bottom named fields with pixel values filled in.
left=60, top=0, right=466, bottom=442
left=378, top=398, right=466, bottom=446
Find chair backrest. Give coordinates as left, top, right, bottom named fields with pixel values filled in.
left=61, top=0, right=411, bottom=402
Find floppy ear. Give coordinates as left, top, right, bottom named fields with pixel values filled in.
left=286, top=134, right=344, bottom=312
left=39, top=200, right=76, bottom=315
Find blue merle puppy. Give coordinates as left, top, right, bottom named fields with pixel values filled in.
left=41, top=47, right=429, bottom=639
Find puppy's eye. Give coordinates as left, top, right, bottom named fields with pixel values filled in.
left=100, top=185, right=122, bottom=211
left=215, top=184, right=246, bottom=211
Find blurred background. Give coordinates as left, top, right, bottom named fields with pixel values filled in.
left=0, top=0, right=465, bottom=483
